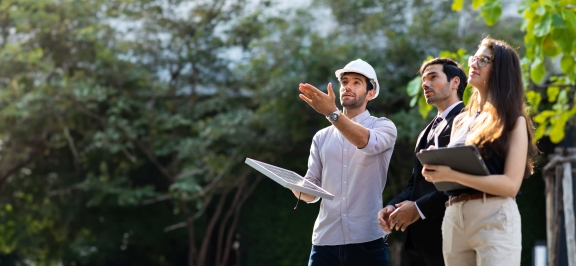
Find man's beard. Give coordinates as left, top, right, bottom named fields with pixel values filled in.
left=425, top=82, right=450, bottom=105
left=341, top=91, right=368, bottom=109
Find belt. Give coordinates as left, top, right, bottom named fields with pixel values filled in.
left=445, top=192, right=500, bottom=207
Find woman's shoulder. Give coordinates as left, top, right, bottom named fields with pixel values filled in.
left=515, top=115, right=527, bottom=126
left=511, top=115, right=527, bottom=131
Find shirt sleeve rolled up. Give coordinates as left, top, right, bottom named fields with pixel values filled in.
left=360, top=118, right=397, bottom=155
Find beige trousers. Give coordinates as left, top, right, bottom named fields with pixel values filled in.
left=442, top=196, right=521, bottom=266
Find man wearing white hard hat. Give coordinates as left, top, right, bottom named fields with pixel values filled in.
left=293, top=59, right=397, bottom=266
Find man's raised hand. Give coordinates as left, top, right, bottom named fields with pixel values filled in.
left=299, top=83, right=338, bottom=116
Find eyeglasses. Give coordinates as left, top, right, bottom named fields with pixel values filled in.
left=468, top=55, right=492, bottom=68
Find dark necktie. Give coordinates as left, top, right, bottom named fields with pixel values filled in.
left=427, top=116, right=444, bottom=142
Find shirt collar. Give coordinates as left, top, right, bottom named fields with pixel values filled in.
left=351, top=110, right=370, bottom=123
left=437, top=101, right=462, bottom=119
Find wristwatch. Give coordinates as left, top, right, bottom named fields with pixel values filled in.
left=326, top=109, right=341, bottom=123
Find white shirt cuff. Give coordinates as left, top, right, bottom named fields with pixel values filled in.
left=308, top=196, right=320, bottom=204
left=414, top=202, right=426, bottom=219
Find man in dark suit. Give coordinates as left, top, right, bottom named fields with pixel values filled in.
left=377, top=58, right=467, bottom=266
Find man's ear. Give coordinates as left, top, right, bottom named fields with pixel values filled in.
left=451, top=76, right=460, bottom=90
left=367, top=89, right=376, bottom=101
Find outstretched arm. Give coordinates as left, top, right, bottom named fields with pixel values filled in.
left=299, top=83, right=372, bottom=148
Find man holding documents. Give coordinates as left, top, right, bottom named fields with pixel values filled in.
left=294, top=59, right=397, bottom=266
left=377, top=58, right=466, bottom=266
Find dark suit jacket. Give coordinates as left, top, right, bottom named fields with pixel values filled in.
left=387, top=102, right=464, bottom=262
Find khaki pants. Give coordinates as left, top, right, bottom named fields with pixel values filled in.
left=442, top=196, right=521, bottom=266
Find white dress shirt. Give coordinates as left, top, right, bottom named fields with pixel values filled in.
left=304, top=110, right=397, bottom=245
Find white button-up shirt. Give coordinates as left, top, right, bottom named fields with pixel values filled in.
left=305, top=110, right=397, bottom=245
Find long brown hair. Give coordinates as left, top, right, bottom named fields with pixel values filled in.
left=461, top=38, right=538, bottom=178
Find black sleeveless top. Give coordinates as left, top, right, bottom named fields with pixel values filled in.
left=444, top=113, right=518, bottom=196
left=444, top=150, right=506, bottom=196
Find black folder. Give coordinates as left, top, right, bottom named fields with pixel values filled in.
left=416, top=145, right=490, bottom=191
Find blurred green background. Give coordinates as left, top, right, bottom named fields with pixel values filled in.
left=0, top=0, right=573, bottom=265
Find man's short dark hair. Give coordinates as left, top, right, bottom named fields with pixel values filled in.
left=341, top=72, right=374, bottom=92
left=419, top=58, right=467, bottom=100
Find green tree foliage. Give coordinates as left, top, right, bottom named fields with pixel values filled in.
left=0, top=0, right=279, bottom=265
left=451, top=0, right=576, bottom=143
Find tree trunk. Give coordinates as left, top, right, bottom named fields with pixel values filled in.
left=219, top=177, right=262, bottom=266
left=562, top=161, right=576, bottom=266
left=389, top=240, right=402, bottom=266
left=555, top=163, right=563, bottom=266
left=545, top=172, right=557, bottom=266
left=181, top=200, right=198, bottom=266
left=216, top=181, right=246, bottom=265
left=198, top=188, right=231, bottom=266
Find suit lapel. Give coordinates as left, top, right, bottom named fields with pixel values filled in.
left=435, top=102, right=465, bottom=135
left=431, top=118, right=448, bottom=146
left=414, top=102, right=464, bottom=152
left=434, top=102, right=465, bottom=147
left=444, top=102, right=465, bottom=121
left=414, top=120, right=435, bottom=152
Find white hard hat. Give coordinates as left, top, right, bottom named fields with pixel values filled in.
left=334, top=59, right=380, bottom=99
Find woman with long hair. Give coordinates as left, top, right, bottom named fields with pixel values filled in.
left=421, top=37, right=538, bottom=266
